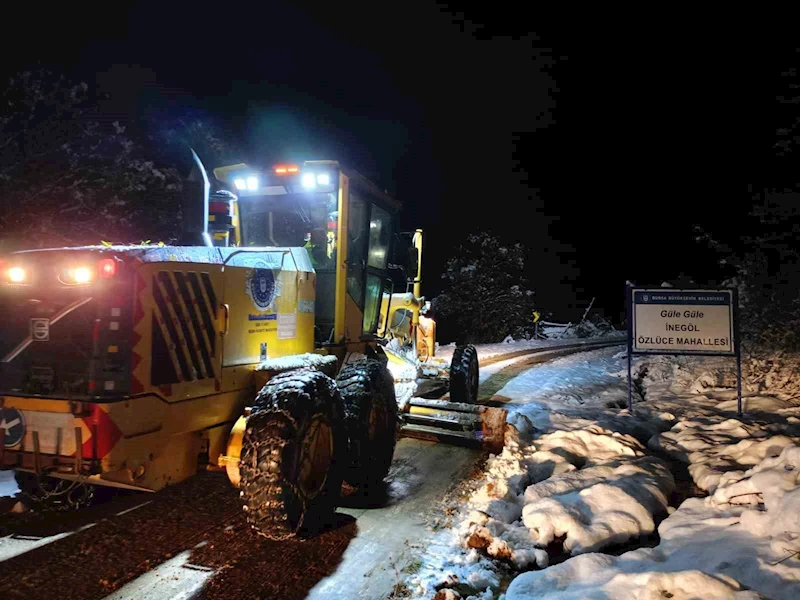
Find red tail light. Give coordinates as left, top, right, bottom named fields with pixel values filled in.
left=98, top=258, right=117, bottom=279
left=209, top=201, right=232, bottom=215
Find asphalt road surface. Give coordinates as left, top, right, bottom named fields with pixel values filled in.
left=0, top=438, right=479, bottom=600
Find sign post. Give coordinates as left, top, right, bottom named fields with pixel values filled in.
left=627, top=287, right=741, bottom=416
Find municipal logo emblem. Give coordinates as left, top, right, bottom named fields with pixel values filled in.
left=246, top=268, right=277, bottom=311
left=643, top=294, right=650, bottom=302
left=0, top=408, right=25, bottom=447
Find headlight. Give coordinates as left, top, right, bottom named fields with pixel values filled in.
left=7, top=267, right=26, bottom=283
left=317, top=173, right=330, bottom=185
left=246, top=176, right=258, bottom=191
left=234, top=178, right=246, bottom=190
left=62, top=266, right=94, bottom=285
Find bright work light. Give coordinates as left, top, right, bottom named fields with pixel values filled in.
left=246, top=176, right=258, bottom=191
left=317, top=173, right=330, bottom=185
left=234, top=178, right=246, bottom=190
left=302, top=173, right=316, bottom=188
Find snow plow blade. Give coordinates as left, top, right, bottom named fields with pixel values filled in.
left=400, top=398, right=507, bottom=454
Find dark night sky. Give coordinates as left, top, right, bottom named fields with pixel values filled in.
left=2, top=5, right=795, bottom=322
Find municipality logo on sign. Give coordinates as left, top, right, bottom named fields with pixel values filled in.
left=246, top=268, right=277, bottom=311
left=642, top=294, right=649, bottom=302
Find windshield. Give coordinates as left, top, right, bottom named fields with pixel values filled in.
left=238, top=192, right=339, bottom=267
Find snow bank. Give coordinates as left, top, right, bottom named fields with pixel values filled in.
left=414, top=349, right=800, bottom=599
left=447, top=421, right=673, bottom=594
left=710, top=444, right=800, bottom=549
left=412, top=348, right=678, bottom=598
left=504, top=351, right=800, bottom=600
left=506, top=552, right=761, bottom=600
left=649, top=418, right=799, bottom=493
left=507, top=444, right=800, bottom=600
left=522, top=457, right=673, bottom=554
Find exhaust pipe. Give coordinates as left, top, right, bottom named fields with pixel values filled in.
left=179, top=148, right=213, bottom=247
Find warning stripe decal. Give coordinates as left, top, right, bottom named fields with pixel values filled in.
left=130, top=272, right=148, bottom=394
left=153, top=270, right=223, bottom=382
left=201, top=272, right=218, bottom=317
left=155, top=273, right=198, bottom=381
left=160, top=272, right=205, bottom=380
left=189, top=272, right=216, bottom=356
left=175, top=271, right=215, bottom=378
left=152, top=276, right=191, bottom=381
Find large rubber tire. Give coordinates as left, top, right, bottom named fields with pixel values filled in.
left=336, top=359, right=398, bottom=491
left=239, top=369, right=346, bottom=540
left=450, top=344, right=479, bottom=404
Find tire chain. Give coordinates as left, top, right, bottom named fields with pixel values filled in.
left=17, top=470, right=96, bottom=512
left=336, top=359, right=398, bottom=488
left=239, top=368, right=343, bottom=541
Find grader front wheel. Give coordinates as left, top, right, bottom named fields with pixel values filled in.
left=238, top=369, right=345, bottom=540
left=450, top=345, right=479, bottom=404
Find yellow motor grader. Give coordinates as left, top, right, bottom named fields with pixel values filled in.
left=0, top=153, right=504, bottom=538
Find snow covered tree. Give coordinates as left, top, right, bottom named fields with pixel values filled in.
left=433, top=232, right=536, bottom=344
left=0, top=70, right=240, bottom=251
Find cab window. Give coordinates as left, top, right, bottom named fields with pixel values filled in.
left=362, top=203, right=394, bottom=334
left=347, top=191, right=368, bottom=309
left=367, top=205, right=391, bottom=270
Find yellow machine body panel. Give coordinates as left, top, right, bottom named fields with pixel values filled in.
left=219, top=249, right=316, bottom=367
left=0, top=246, right=316, bottom=492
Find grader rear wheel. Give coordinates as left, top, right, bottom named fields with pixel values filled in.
left=238, top=369, right=345, bottom=540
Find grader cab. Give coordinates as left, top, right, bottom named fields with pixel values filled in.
left=0, top=154, right=504, bottom=538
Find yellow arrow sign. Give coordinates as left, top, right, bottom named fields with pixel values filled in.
left=533, top=311, right=541, bottom=323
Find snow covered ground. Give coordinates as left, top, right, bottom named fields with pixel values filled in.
left=413, top=348, right=800, bottom=600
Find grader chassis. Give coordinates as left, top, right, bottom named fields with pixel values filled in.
left=0, top=152, right=508, bottom=538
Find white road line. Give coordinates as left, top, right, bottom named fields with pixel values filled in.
left=115, top=500, right=153, bottom=516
